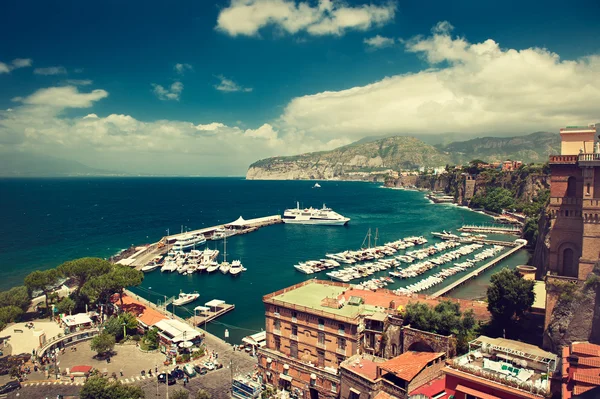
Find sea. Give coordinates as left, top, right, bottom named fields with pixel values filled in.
left=0, top=177, right=530, bottom=343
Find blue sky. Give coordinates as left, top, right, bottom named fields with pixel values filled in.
left=1, top=0, right=600, bottom=175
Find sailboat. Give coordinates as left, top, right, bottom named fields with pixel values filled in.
left=219, top=234, right=231, bottom=274
left=313, top=182, right=321, bottom=188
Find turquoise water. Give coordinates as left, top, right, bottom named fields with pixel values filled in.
left=1, top=178, right=526, bottom=343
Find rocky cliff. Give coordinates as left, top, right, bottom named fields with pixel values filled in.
left=246, top=132, right=560, bottom=180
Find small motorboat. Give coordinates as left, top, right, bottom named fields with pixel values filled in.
left=173, top=291, right=200, bottom=306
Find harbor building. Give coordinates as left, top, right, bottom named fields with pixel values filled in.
left=257, top=280, right=490, bottom=399
left=545, top=124, right=600, bottom=330
left=443, top=336, right=557, bottom=399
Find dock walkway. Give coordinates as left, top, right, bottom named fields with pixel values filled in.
left=430, top=243, right=526, bottom=298
left=458, top=224, right=521, bottom=235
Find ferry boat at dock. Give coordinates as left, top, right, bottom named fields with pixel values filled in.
left=172, top=234, right=207, bottom=250
left=282, top=202, right=349, bottom=226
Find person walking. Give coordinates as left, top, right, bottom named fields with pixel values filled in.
left=119, top=368, right=123, bottom=377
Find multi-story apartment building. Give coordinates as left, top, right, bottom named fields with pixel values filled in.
left=545, top=124, right=600, bottom=329
left=257, top=280, right=490, bottom=399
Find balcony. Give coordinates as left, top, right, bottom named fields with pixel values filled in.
left=550, top=197, right=582, bottom=206
left=583, top=199, right=600, bottom=210
left=318, top=325, right=324, bottom=331
left=273, top=328, right=281, bottom=335
left=317, top=342, right=326, bottom=349
left=290, top=334, right=298, bottom=341
left=578, top=152, right=600, bottom=166
left=291, top=317, right=297, bottom=323
left=549, top=154, right=578, bottom=164
left=336, top=347, right=346, bottom=356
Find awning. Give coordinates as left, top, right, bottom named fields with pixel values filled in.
left=279, top=373, right=293, bottom=382
left=194, top=306, right=210, bottom=312
left=266, top=358, right=272, bottom=363
left=310, top=373, right=317, bottom=380
left=349, top=388, right=361, bottom=395
left=205, top=299, right=225, bottom=307
left=455, top=385, right=502, bottom=399
left=283, top=364, right=289, bottom=370
left=178, top=341, right=193, bottom=348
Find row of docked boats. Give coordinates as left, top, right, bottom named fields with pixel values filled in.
left=394, top=245, right=504, bottom=294
left=327, top=240, right=464, bottom=283
left=294, top=235, right=428, bottom=275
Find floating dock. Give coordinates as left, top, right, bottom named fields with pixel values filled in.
left=458, top=224, right=521, bottom=235
left=188, top=299, right=235, bottom=327
left=429, top=243, right=526, bottom=298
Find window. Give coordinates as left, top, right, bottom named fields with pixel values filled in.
left=317, top=350, right=325, bottom=367
left=290, top=341, right=298, bottom=359
left=587, top=183, right=591, bottom=195
left=318, top=318, right=325, bottom=329
left=337, top=355, right=345, bottom=366
left=563, top=248, right=577, bottom=277
left=391, top=343, right=397, bottom=356
left=331, top=382, right=337, bottom=393
left=291, top=325, right=298, bottom=336
left=318, top=332, right=325, bottom=345
left=567, top=176, right=577, bottom=197
left=338, top=323, right=345, bottom=335
left=292, top=311, right=298, bottom=322
left=337, top=337, right=346, bottom=350
left=274, top=336, right=281, bottom=351
left=274, top=319, right=281, bottom=331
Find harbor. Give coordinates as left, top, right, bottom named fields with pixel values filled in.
left=458, top=224, right=522, bottom=235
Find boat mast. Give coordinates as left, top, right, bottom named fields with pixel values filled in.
left=223, top=234, right=227, bottom=263
left=361, top=228, right=372, bottom=250
left=374, top=228, right=379, bottom=247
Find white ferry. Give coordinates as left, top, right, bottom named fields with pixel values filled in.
left=172, top=234, right=207, bottom=250
left=282, top=203, right=350, bottom=226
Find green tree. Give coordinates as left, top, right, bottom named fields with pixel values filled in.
left=487, top=268, right=535, bottom=327
left=0, top=306, right=24, bottom=330
left=58, top=257, right=112, bottom=294
left=80, top=376, right=144, bottom=399
left=196, top=390, right=211, bottom=399
left=24, top=269, right=60, bottom=314
left=81, top=274, right=118, bottom=305
left=104, top=316, right=125, bottom=340
left=119, top=311, right=138, bottom=331
left=90, top=332, right=116, bottom=356
left=0, top=286, right=31, bottom=312
left=56, top=297, right=76, bottom=315
left=110, top=266, right=143, bottom=305
left=172, top=390, right=190, bottom=399
left=143, top=327, right=159, bottom=350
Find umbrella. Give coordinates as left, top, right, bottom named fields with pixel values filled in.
left=178, top=341, right=193, bottom=348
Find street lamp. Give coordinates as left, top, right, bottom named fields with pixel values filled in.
left=123, top=322, right=127, bottom=340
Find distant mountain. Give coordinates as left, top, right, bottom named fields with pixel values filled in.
left=0, top=152, right=116, bottom=177
left=246, top=131, right=560, bottom=180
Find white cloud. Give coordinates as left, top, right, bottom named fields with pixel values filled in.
left=152, top=81, right=184, bottom=101
left=214, top=75, right=253, bottom=92
left=34, top=66, right=67, bottom=75
left=279, top=21, right=600, bottom=140
left=363, top=34, right=394, bottom=49
left=15, top=86, right=108, bottom=108
left=195, top=122, right=227, bottom=131
left=174, top=63, right=193, bottom=75
left=216, top=0, right=396, bottom=37
left=0, top=58, right=33, bottom=73
left=65, top=79, right=93, bottom=86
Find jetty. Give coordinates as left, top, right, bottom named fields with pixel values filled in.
left=188, top=299, right=235, bottom=328
left=458, top=224, right=521, bottom=235
left=115, top=215, right=282, bottom=268
left=429, top=242, right=526, bottom=298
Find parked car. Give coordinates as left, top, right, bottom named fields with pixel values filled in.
left=157, top=373, right=176, bottom=385
left=171, top=369, right=185, bottom=380
left=203, top=361, right=215, bottom=370
left=0, top=380, right=20, bottom=394
left=183, top=364, right=196, bottom=377
left=214, top=362, right=223, bottom=370
left=193, top=365, right=208, bottom=375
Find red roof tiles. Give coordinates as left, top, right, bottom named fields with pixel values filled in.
left=572, top=342, right=600, bottom=357
left=379, top=351, right=445, bottom=381
left=111, top=293, right=167, bottom=327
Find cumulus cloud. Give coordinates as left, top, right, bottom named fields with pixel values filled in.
left=363, top=35, right=394, bottom=49
left=174, top=63, right=193, bottom=75
left=0, top=58, right=33, bottom=73
left=152, top=81, right=183, bottom=101
left=279, top=21, right=600, bottom=140
left=216, top=0, right=396, bottom=37
left=214, top=75, right=253, bottom=92
left=14, top=86, right=108, bottom=108
left=65, top=79, right=93, bottom=86
left=34, top=66, right=67, bottom=75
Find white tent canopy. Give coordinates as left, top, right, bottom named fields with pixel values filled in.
left=227, top=216, right=248, bottom=227
left=205, top=299, right=225, bottom=308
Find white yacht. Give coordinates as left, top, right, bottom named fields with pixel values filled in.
left=206, top=261, right=219, bottom=273
left=313, top=183, right=321, bottom=188
left=141, top=256, right=162, bottom=272
left=219, top=234, right=231, bottom=274
left=282, top=203, right=350, bottom=226
left=173, top=291, right=200, bottom=306
left=172, top=234, right=207, bottom=250
left=210, top=228, right=236, bottom=241
left=229, top=260, right=244, bottom=276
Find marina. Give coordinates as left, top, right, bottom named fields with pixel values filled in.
left=188, top=300, right=236, bottom=328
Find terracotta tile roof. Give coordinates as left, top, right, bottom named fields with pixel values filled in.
left=339, top=288, right=490, bottom=320
left=579, top=357, right=600, bottom=368
left=455, top=384, right=502, bottom=399
left=111, top=293, right=167, bottom=327
left=572, top=343, right=600, bottom=357
left=573, top=373, right=600, bottom=385
left=379, top=351, right=445, bottom=381
left=342, top=356, right=380, bottom=381
left=574, top=368, right=600, bottom=376
left=574, top=385, right=598, bottom=395
left=373, top=391, right=399, bottom=399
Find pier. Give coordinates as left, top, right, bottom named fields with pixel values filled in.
left=115, top=215, right=282, bottom=268
left=429, top=243, right=526, bottom=298
left=188, top=300, right=235, bottom=328
left=458, top=224, right=522, bottom=235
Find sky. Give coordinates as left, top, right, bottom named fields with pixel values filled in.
left=1, top=0, right=600, bottom=176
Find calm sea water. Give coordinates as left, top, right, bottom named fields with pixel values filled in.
left=0, top=178, right=528, bottom=343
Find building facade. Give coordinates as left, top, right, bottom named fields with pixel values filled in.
left=545, top=125, right=600, bottom=329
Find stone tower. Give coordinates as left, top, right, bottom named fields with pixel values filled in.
left=545, top=124, right=600, bottom=329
